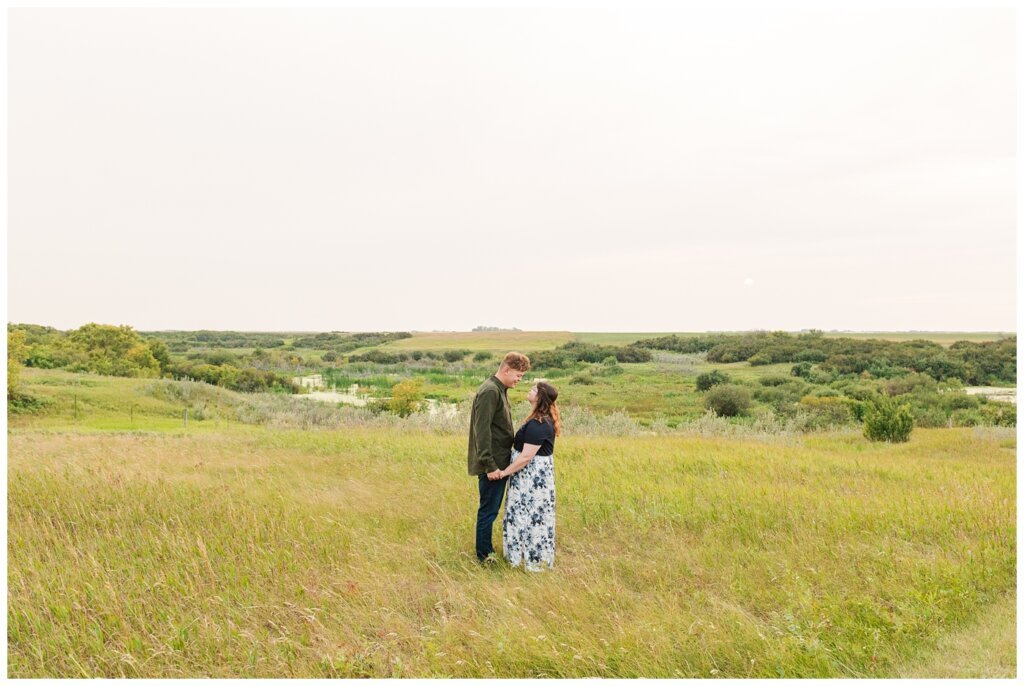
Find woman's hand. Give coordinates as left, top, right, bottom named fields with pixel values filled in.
left=502, top=443, right=541, bottom=479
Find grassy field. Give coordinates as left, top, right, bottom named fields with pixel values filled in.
left=6, top=372, right=1017, bottom=677
left=538, top=357, right=806, bottom=424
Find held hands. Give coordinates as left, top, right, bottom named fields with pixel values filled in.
left=486, top=469, right=503, bottom=481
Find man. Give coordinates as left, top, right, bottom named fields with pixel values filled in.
left=468, top=351, right=531, bottom=563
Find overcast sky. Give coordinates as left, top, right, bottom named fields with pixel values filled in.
left=7, top=7, right=1016, bottom=332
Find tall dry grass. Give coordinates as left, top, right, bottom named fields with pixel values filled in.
left=8, top=423, right=1015, bottom=677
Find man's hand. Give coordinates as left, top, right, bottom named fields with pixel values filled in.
left=486, top=469, right=503, bottom=481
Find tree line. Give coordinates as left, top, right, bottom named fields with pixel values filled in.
left=632, top=331, right=1015, bottom=385
left=8, top=323, right=299, bottom=395
left=139, top=330, right=412, bottom=353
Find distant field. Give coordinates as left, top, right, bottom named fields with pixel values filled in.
left=820, top=332, right=1013, bottom=346
left=378, top=331, right=1012, bottom=352
left=383, top=331, right=575, bottom=352
left=577, top=332, right=1013, bottom=347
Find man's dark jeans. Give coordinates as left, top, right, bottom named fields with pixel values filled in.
left=476, top=474, right=508, bottom=560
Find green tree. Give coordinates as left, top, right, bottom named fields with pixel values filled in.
left=146, top=339, right=172, bottom=376
left=68, top=323, right=160, bottom=377
left=389, top=380, right=424, bottom=417
left=8, top=329, right=27, bottom=398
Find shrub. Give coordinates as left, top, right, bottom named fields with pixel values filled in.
left=528, top=350, right=573, bottom=370
left=791, top=362, right=813, bottom=378
left=201, top=349, right=240, bottom=367
left=531, top=341, right=652, bottom=368
left=696, top=370, right=730, bottom=392
left=570, top=373, right=595, bottom=386
left=752, top=387, right=796, bottom=414
left=942, top=392, right=979, bottom=411
left=759, top=375, right=790, bottom=387
left=7, top=390, right=52, bottom=414
left=473, top=351, right=493, bottom=362
left=8, top=329, right=27, bottom=398
left=910, top=406, right=948, bottom=428
left=349, top=350, right=408, bottom=364
left=830, top=379, right=879, bottom=402
left=863, top=396, right=914, bottom=442
left=950, top=409, right=981, bottom=427
left=634, top=334, right=729, bottom=354
left=748, top=352, right=773, bottom=366
left=793, top=349, right=828, bottom=363
left=848, top=400, right=869, bottom=422
left=978, top=402, right=1016, bottom=427
left=797, top=395, right=854, bottom=428
left=366, top=398, right=391, bottom=415
left=610, top=345, right=652, bottom=363
left=883, top=372, right=937, bottom=397
left=322, top=351, right=337, bottom=362
left=806, top=369, right=837, bottom=385
left=704, top=384, right=752, bottom=417
left=389, top=380, right=423, bottom=417
left=443, top=350, right=469, bottom=363
left=600, top=356, right=623, bottom=376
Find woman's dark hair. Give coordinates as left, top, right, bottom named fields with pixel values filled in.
left=525, top=381, right=561, bottom=437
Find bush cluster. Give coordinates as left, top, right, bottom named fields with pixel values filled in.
left=168, top=362, right=299, bottom=394
left=635, top=331, right=1015, bottom=385
left=10, top=323, right=163, bottom=379
left=863, top=396, right=914, bottom=442
left=704, top=384, right=752, bottom=417
left=530, top=341, right=652, bottom=370
left=696, top=370, right=730, bottom=392
left=348, top=349, right=472, bottom=364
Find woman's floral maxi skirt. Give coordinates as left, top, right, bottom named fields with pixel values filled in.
left=502, top=449, right=555, bottom=571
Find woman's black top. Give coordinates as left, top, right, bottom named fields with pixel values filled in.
left=513, top=418, right=556, bottom=456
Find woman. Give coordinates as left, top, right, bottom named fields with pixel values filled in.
left=499, top=380, right=561, bottom=572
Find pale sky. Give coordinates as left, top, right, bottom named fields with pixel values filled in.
left=6, top=7, right=1017, bottom=332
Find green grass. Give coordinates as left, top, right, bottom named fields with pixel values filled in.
left=10, top=369, right=244, bottom=433
left=7, top=371, right=1017, bottom=677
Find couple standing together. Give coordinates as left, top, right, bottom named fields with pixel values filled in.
left=467, top=352, right=561, bottom=571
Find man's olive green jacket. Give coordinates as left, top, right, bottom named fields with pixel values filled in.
left=467, top=375, right=514, bottom=475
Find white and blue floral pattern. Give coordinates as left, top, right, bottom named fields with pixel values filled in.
left=502, top=448, right=555, bottom=571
